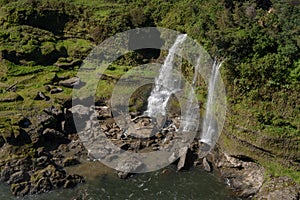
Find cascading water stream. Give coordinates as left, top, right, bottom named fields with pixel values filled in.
left=144, top=32, right=223, bottom=156
left=144, top=34, right=187, bottom=118
left=199, top=60, right=223, bottom=151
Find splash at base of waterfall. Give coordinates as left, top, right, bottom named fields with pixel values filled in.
left=199, top=60, right=223, bottom=156
left=144, top=34, right=187, bottom=118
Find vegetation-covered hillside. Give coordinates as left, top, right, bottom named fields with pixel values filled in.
left=0, top=0, right=299, bottom=189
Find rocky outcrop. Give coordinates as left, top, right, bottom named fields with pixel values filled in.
left=211, top=149, right=264, bottom=198
left=0, top=104, right=88, bottom=196
left=10, top=164, right=84, bottom=196
left=254, top=176, right=300, bottom=200
left=0, top=143, right=84, bottom=196
left=193, top=145, right=300, bottom=200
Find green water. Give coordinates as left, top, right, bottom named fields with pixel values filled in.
left=0, top=165, right=237, bottom=200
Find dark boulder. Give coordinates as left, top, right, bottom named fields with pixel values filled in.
left=0, top=135, right=5, bottom=148
left=18, top=117, right=31, bottom=128
left=62, top=157, right=80, bottom=167
left=34, top=91, right=50, bottom=101
left=0, top=166, right=13, bottom=182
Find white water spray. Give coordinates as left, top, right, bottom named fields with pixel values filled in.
left=200, top=60, right=223, bottom=149
left=180, top=57, right=201, bottom=132
left=144, top=34, right=187, bottom=118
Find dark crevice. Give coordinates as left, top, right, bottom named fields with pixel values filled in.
left=19, top=10, right=70, bottom=35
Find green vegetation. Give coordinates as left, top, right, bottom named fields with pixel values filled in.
left=0, top=0, right=299, bottom=184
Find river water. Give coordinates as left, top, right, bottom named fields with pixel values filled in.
left=0, top=162, right=237, bottom=200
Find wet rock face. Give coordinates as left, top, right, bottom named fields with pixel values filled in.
left=0, top=166, right=11, bottom=182
left=177, top=146, right=188, bottom=171
left=202, top=157, right=212, bottom=172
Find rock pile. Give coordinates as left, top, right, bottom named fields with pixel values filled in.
left=1, top=103, right=299, bottom=199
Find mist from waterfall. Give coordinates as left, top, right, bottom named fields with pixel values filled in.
left=180, top=57, right=201, bottom=132
left=200, top=60, right=223, bottom=148
left=144, top=33, right=223, bottom=150
left=144, top=34, right=187, bottom=118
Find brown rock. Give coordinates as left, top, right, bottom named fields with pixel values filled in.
left=177, top=147, right=188, bottom=171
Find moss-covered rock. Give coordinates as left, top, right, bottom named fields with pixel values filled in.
left=11, top=181, right=31, bottom=196
left=62, top=157, right=80, bottom=167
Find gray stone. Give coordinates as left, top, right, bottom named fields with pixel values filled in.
left=59, top=77, right=80, bottom=88
left=42, top=128, right=64, bottom=138
left=202, top=157, right=212, bottom=172
left=54, top=59, right=82, bottom=69
left=50, top=87, right=63, bottom=94
left=213, top=151, right=264, bottom=198
left=0, top=93, right=23, bottom=102
left=177, top=147, right=188, bottom=171
left=255, top=176, right=300, bottom=200
left=116, top=156, right=144, bottom=179
left=69, top=105, right=90, bottom=117
left=95, top=106, right=112, bottom=119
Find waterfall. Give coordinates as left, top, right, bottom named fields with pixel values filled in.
left=144, top=32, right=223, bottom=151
left=144, top=34, right=187, bottom=118
left=200, top=60, right=223, bottom=150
